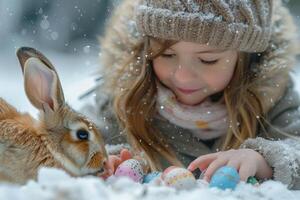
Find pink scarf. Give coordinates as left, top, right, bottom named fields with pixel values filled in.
left=156, top=83, right=229, bottom=140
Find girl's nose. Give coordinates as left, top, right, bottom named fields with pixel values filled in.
left=173, top=64, right=197, bottom=84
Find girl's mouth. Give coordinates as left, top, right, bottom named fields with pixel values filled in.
left=176, top=87, right=201, bottom=94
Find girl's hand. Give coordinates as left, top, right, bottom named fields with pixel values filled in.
left=100, top=148, right=132, bottom=179
left=187, top=149, right=273, bottom=182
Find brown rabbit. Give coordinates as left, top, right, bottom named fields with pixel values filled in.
left=0, top=47, right=108, bottom=184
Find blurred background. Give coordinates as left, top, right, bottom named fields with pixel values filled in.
left=0, top=0, right=299, bottom=117
left=0, top=0, right=121, bottom=117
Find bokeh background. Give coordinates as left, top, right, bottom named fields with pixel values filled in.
left=0, top=0, right=299, bottom=117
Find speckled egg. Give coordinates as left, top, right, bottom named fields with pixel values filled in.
left=143, top=171, right=162, bottom=185
left=114, top=159, right=144, bottom=183
left=162, top=166, right=178, bottom=178
left=209, top=166, right=240, bottom=190
left=162, top=167, right=196, bottom=190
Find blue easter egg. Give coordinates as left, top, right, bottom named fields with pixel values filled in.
left=143, top=171, right=162, bottom=183
left=209, top=166, right=240, bottom=190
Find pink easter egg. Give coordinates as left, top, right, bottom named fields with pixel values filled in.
left=162, top=167, right=196, bottom=190
left=114, top=159, right=144, bottom=183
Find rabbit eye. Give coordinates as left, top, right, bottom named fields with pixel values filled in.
left=76, top=129, right=89, bottom=140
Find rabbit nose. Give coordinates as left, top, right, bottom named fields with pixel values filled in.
left=102, top=159, right=110, bottom=171
left=95, top=160, right=108, bottom=175
left=102, top=159, right=108, bottom=168
left=97, top=167, right=105, bottom=174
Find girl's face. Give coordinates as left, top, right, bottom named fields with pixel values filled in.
left=152, top=41, right=238, bottom=105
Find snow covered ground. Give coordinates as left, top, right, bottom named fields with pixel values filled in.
left=0, top=167, right=299, bottom=200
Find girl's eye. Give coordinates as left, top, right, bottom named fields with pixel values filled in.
left=76, top=129, right=89, bottom=140
left=161, top=54, right=176, bottom=58
left=199, top=59, right=218, bottom=65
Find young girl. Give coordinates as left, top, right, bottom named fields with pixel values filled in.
left=82, top=0, right=300, bottom=189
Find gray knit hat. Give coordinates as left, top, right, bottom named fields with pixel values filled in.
left=135, top=0, right=273, bottom=52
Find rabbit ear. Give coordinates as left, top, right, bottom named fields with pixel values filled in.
left=17, top=47, right=65, bottom=111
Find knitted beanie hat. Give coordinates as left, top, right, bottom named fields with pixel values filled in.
left=135, top=0, right=273, bottom=52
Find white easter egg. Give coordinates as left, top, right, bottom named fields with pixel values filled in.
left=162, top=167, right=196, bottom=190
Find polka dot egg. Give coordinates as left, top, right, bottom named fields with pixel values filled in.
left=209, top=166, right=240, bottom=190
left=162, top=166, right=196, bottom=190
left=114, top=159, right=144, bottom=183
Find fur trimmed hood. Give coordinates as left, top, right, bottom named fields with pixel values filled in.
left=97, top=0, right=299, bottom=114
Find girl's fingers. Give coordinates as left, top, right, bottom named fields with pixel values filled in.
left=108, top=155, right=122, bottom=173
left=188, top=152, right=219, bottom=171
left=203, top=158, right=228, bottom=181
left=120, top=149, right=132, bottom=161
left=113, top=157, right=122, bottom=171
left=100, top=157, right=116, bottom=179
left=226, top=160, right=241, bottom=171
left=239, top=164, right=255, bottom=182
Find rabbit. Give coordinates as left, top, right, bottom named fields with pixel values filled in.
left=0, top=47, right=108, bottom=184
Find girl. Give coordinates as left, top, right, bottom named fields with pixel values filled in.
left=82, top=0, right=300, bottom=189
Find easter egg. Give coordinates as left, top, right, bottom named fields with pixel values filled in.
left=143, top=171, right=162, bottom=184
left=114, top=159, right=144, bottom=183
left=162, top=167, right=196, bottom=190
left=209, top=166, right=240, bottom=190
left=162, top=166, right=178, bottom=177
left=247, top=176, right=259, bottom=186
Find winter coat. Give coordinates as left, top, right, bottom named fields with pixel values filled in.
left=81, top=0, right=300, bottom=189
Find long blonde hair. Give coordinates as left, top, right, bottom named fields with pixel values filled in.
left=110, top=37, right=266, bottom=171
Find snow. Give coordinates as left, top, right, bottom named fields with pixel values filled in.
left=0, top=167, right=299, bottom=200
